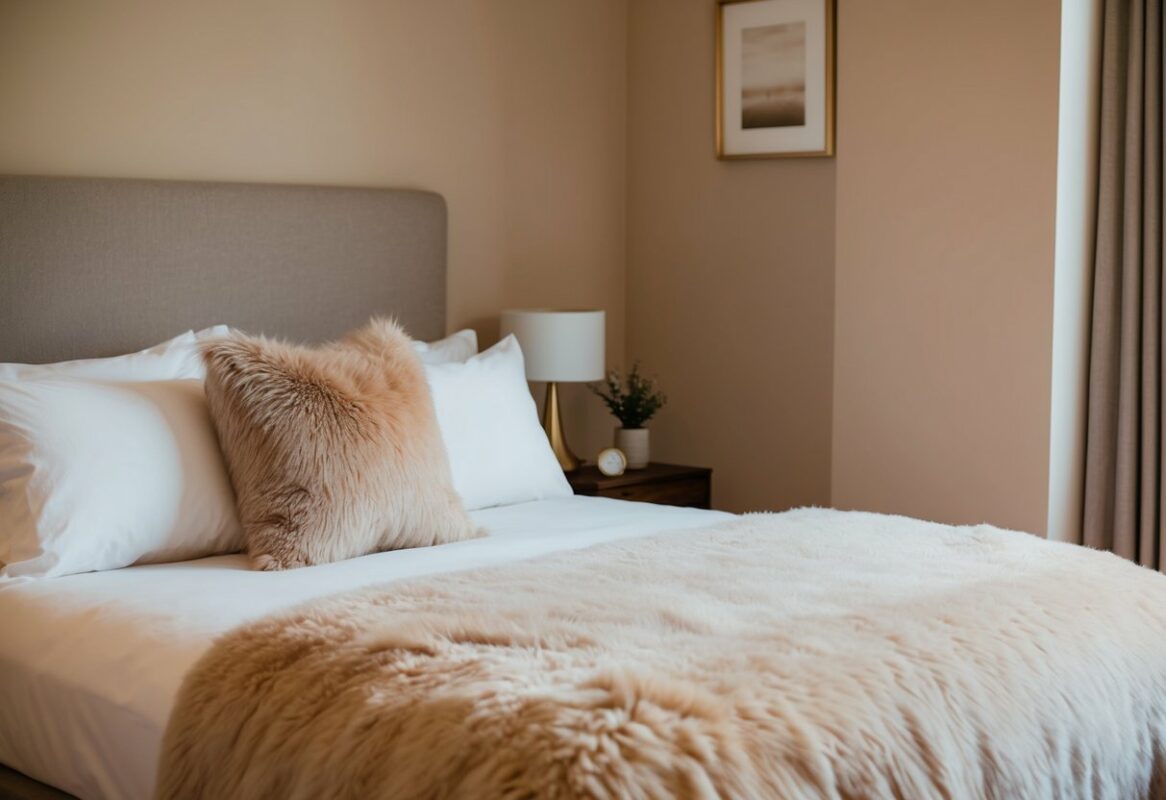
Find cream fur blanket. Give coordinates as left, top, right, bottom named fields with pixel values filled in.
left=157, top=509, right=1166, bottom=799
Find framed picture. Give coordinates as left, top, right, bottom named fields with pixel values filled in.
left=716, top=0, right=835, bottom=159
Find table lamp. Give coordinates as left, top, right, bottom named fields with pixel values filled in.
left=500, top=309, right=605, bottom=472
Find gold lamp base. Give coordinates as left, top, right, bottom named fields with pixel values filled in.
left=542, top=382, right=582, bottom=472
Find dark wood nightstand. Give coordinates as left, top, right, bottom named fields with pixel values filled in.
left=566, top=463, right=712, bottom=509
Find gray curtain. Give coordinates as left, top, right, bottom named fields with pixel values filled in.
left=1084, top=0, right=1164, bottom=567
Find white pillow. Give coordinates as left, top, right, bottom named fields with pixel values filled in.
left=0, top=325, right=477, bottom=582
left=0, top=326, right=228, bottom=381
left=426, top=335, right=571, bottom=510
left=413, top=329, right=478, bottom=365
left=0, top=328, right=241, bottom=582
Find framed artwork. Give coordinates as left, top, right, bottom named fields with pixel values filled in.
left=716, top=0, right=835, bottom=159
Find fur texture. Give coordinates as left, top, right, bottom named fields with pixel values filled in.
left=157, top=509, right=1166, bottom=799
left=202, top=318, right=479, bottom=570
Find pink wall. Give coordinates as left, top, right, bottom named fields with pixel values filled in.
left=831, top=0, right=1062, bottom=533
left=627, top=0, right=836, bottom=512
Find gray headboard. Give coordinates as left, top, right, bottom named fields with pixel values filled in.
left=0, top=175, right=447, bottom=363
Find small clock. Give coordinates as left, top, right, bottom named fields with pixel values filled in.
left=596, top=447, right=628, bottom=477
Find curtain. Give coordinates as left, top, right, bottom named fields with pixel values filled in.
left=1083, top=0, right=1164, bottom=567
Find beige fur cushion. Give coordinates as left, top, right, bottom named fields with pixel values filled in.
left=202, top=319, right=479, bottom=570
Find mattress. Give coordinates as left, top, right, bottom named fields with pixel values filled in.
left=0, top=495, right=731, bottom=800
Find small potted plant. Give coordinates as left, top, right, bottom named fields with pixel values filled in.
left=589, top=362, right=667, bottom=469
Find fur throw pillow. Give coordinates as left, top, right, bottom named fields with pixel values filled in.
left=202, top=319, right=480, bottom=570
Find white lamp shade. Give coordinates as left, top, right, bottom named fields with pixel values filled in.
left=500, top=309, right=605, bottom=382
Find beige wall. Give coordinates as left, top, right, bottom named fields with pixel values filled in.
left=0, top=0, right=627, bottom=455
left=831, top=0, right=1062, bottom=533
left=627, top=0, right=836, bottom=512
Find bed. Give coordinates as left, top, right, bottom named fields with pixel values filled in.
left=0, top=176, right=728, bottom=798
left=4, top=176, right=1166, bottom=800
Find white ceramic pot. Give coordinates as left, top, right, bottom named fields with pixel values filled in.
left=615, top=427, right=650, bottom=469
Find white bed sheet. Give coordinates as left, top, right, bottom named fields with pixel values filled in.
left=0, top=496, right=730, bottom=800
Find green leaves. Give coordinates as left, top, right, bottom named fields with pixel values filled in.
left=588, top=362, right=667, bottom=428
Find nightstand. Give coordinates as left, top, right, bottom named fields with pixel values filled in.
left=566, top=463, right=712, bottom=509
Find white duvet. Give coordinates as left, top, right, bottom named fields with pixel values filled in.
left=0, top=496, right=730, bottom=800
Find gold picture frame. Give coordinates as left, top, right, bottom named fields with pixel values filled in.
left=716, top=0, right=836, bottom=159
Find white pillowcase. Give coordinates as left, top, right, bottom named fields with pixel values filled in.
left=413, top=329, right=478, bottom=365
left=0, top=324, right=485, bottom=582
left=426, top=335, right=571, bottom=510
left=0, top=327, right=241, bottom=582
left=0, top=328, right=219, bottom=381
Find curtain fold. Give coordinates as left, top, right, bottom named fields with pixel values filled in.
left=1083, top=0, right=1165, bottom=568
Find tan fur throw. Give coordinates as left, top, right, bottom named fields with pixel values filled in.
left=158, top=510, right=1166, bottom=798
left=202, top=318, right=478, bottom=570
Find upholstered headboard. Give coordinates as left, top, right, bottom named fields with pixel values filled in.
left=0, top=175, right=447, bottom=363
